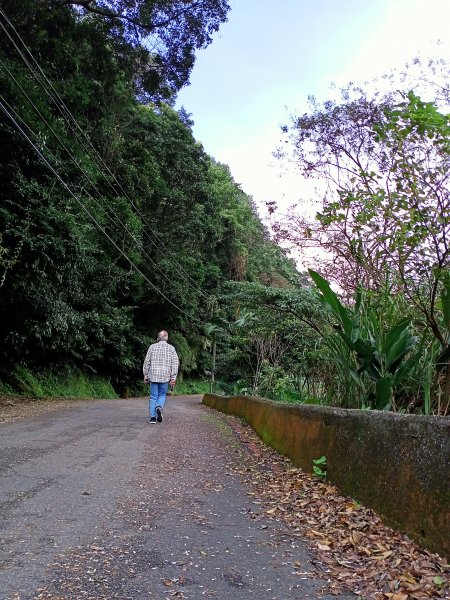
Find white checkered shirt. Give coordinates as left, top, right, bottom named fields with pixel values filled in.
left=143, top=341, right=179, bottom=383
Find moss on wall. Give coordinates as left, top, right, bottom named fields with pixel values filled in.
left=203, top=393, right=450, bottom=559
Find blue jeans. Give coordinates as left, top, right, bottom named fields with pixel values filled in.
left=149, top=382, right=169, bottom=417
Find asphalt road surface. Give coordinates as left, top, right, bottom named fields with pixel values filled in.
left=0, top=395, right=354, bottom=600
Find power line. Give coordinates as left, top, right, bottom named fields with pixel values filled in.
left=0, top=6, right=204, bottom=296
left=0, top=7, right=206, bottom=298
left=0, top=64, right=181, bottom=292
left=0, top=96, right=203, bottom=324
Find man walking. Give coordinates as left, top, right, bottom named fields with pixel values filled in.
left=143, top=330, right=179, bottom=424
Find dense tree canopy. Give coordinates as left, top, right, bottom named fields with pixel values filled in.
left=2, top=0, right=230, bottom=100
left=0, top=0, right=302, bottom=394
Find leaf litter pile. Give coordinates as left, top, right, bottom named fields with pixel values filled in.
left=225, top=415, right=449, bottom=600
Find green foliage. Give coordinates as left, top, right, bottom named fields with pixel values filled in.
left=433, top=576, right=447, bottom=589
left=421, top=342, right=442, bottom=415
left=172, top=379, right=211, bottom=395
left=68, top=0, right=231, bottom=100
left=440, top=271, right=450, bottom=330
left=169, top=332, right=199, bottom=376
left=221, top=281, right=323, bottom=396
left=312, top=455, right=327, bottom=478
left=375, top=91, right=450, bottom=146
left=129, top=377, right=211, bottom=397
left=276, top=71, right=450, bottom=412
left=0, top=0, right=298, bottom=397
left=309, top=270, right=420, bottom=410
left=0, top=365, right=118, bottom=399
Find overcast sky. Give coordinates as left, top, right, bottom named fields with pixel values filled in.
left=175, top=0, right=450, bottom=219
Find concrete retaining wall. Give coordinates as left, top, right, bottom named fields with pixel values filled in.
left=203, top=393, right=450, bottom=558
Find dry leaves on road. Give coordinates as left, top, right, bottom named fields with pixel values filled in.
left=0, top=396, right=85, bottom=423
left=225, top=415, right=449, bottom=600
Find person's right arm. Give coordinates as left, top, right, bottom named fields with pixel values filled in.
left=143, top=347, right=151, bottom=384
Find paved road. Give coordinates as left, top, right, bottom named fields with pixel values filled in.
left=0, top=395, right=353, bottom=600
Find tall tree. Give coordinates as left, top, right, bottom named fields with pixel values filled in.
left=273, top=72, right=450, bottom=408
left=48, top=0, right=230, bottom=99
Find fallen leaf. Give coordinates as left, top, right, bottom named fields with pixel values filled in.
left=401, top=573, right=417, bottom=584
left=265, top=507, right=277, bottom=515
left=351, top=531, right=364, bottom=545
left=225, top=414, right=449, bottom=600
left=317, top=543, right=332, bottom=551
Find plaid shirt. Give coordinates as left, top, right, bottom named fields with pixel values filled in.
left=143, top=341, right=179, bottom=383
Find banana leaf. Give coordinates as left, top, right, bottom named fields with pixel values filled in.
left=393, top=352, right=422, bottom=385
left=309, top=270, right=356, bottom=341
left=375, top=374, right=394, bottom=410
left=383, top=319, right=415, bottom=369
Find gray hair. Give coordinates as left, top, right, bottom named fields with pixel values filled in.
left=157, top=330, right=169, bottom=341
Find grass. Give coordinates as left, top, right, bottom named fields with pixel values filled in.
left=0, top=366, right=118, bottom=400
left=1, top=370, right=320, bottom=404
left=0, top=370, right=220, bottom=402
left=173, top=379, right=211, bottom=395
left=123, top=378, right=212, bottom=398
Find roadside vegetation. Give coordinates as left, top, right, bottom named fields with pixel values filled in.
left=0, top=366, right=118, bottom=399
left=0, top=2, right=449, bottom=415
left=264, top=64, right=450, bottom=416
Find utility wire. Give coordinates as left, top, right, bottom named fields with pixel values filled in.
left=0, top=7, right=203, bottom=295
left=0, top=63, right=181, bottom=292
left=0, top=7, right=206, bottom=298
left=0, top=96, right=203, bottom=324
